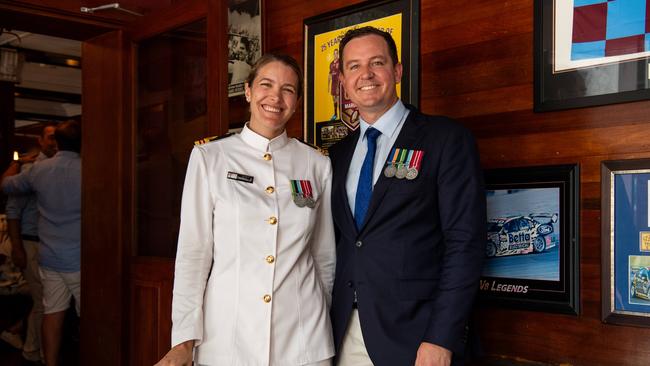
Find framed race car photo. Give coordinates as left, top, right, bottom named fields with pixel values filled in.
left=480, top=164, right=580, bottom=314
left=602, top=159, right=650, bottom=327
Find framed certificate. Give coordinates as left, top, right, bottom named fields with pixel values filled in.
left=602, top=159, right=650, bottom=327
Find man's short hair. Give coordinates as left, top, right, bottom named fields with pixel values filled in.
left=40, top=123, right=57, bottom=137
left=338, top=26, right=399, bottom=73
left=55, top=120, right=81, bottom=153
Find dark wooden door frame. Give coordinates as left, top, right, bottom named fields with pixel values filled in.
left=1, top=1, right=228, bottom=365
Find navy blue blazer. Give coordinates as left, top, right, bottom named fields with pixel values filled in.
left=329, top=105, right=486, bottom=366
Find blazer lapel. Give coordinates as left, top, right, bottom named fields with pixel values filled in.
left=359, top=111, right=421, bottom=231
left=333, top=129, right=360, bottom=236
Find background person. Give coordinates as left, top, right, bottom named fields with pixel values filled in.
left=5, top=123, right=57, bottom=362
left=155, top=53, right=335, bottom=366
left=1, top=120, right=82, bottom=366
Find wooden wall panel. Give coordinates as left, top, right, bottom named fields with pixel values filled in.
left=81, top=29, right=128, bottom=366
left=265, top=0, right=650, bottom=365
left=129, top=258, right=174, bottom=366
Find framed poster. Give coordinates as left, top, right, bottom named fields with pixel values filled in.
left=480, top=164, right=580, bottom=314
left=534, top=0, right=650, bottom=112
left=602, top=159, right=650, bottom=327
left=228, top=0, right=262, bottom=97
left=303, top=0, right=419, bottom=151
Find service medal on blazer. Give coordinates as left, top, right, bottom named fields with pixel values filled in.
left=383, top=164, right=397, bottom=178
left=397, top=149, right=415, bottom=179
left=384, top=147, right=401, bottom=178
left=395, top=165, right=408, bottom=179
left=405, top=149, right=424, bottom=180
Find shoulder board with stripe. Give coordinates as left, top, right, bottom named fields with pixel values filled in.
left=194, top=133, right=234, bottom=146
left=294, top=138, right=327, bottom=156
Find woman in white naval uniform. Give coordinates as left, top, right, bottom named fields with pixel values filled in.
left=155, top=53, right=335, bottom=366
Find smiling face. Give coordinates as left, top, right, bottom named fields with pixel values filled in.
left=339, top=34, right=403, bottom=123
left=245, top=60, right=299, bottom=139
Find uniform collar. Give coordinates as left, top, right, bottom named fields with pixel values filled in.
left=240, top=123, right=290, bottom=152
left=358, top=100, right=407, bottom=140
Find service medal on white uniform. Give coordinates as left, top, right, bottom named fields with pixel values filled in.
left=290, top=179, right=315, bottom=208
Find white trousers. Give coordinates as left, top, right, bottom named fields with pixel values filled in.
left=337, top=309, right=373, bottom=366
left=197, top=357, right=332, bottom=366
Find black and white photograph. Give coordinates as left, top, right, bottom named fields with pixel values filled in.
left=228, top=0, right=262, bottom=96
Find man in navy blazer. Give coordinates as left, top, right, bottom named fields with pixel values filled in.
left=329, top=26, right=486, bottom=366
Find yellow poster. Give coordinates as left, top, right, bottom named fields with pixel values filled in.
left=312, top=14, right=403, bottom=127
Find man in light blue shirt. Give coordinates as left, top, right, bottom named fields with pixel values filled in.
left=5, top=123, right=57, bottom=362
left=1, top=120, right=81, bottom=366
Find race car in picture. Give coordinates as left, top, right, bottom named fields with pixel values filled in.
left=631, top=267, right=650, bottom=300
left=486, top=213, right=559, bottom=257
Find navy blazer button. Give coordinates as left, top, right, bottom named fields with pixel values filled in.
left=355, top=241, right=363, bottom=248
left=347, top=281, right=353, bottom=287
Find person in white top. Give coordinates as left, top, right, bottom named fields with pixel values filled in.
left=155, top=53, right=336, bottom=366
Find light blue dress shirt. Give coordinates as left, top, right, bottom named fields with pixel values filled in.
left=2, top=151, right=81, bottom=272
left=345, top=100, right=410, bottom=215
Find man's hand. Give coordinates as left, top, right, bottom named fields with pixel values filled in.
left=415, top=342, right=452, bottom=366
left=153, top=340, right=194, bottom=366
left=19, top=153, right=37, bottom=164
left=1, top=161, right=21, bottom=183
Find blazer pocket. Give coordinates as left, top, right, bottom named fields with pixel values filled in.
left=398, top=278, right=438, bottom=300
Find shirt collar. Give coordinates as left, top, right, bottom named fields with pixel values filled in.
left=358, top=100, right=407, bottom=140
left=54, top=150, right=80, bottom=158
left=240, top=123, right=290, bottom=152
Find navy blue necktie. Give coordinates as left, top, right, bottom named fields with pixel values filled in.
left=354, top=127, right=382, bottom=229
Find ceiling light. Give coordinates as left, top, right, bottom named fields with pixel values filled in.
left=0, top=47, right=23, bottom=82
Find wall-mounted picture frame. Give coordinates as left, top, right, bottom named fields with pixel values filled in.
left=303, top=0, right=419, bottom=152
left=228, top=0, right=262, bottom=97
left=534, top=1, right=650, bottom=112
left=480, top=164, right=580, bottom=314
left=602, top=159, right=650, bottom=327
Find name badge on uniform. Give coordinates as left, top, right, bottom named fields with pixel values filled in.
left=227, top=171, right=254, bottom=183
left=290, top=180, right=316, bottom=208
left=383, top=148, right=424, bottom=180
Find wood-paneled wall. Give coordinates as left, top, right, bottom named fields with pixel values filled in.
left=266, top=0, right=650, bottom=365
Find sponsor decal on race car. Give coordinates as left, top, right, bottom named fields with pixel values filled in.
left=486, top=213, right=558, bottom=258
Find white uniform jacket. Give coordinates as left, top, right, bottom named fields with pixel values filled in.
left=171, top=125, right=336, bottom=366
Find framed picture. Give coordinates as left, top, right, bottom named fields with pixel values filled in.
left=534, top=1, right=650, bottom=112
left=602, top=159, right=650, bottom=327
left=228, top=0, right=262, bottom=97
left=480, top=164, right=580, bottom=314
left=303, top=0, right=419, bottom=151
